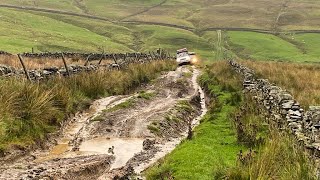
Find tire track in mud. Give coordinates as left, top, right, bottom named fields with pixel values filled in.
left=0, top=66, right=207, bottom=179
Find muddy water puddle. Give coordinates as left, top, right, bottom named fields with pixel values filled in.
left=36, top=137, right=144, bottom=170
left=79, top=137, right=144, bottom=169
left=18, top=66, right=207, bottom=178
left=35, top=95, right=130, bottom=162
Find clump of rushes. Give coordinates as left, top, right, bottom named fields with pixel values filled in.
left=0, top=60, right=176, bottom=152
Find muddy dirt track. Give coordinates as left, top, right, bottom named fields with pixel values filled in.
left=0, top=66, right=207, bottom=180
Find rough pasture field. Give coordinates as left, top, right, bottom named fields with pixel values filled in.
left=1, top=0, right=319, bottom=30
left=0, top=0, right=319, bottom=62
left=226, top=31, right=320, bottom=62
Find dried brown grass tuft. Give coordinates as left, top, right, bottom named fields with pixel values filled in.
left=240, top=60, right=320, bottom=108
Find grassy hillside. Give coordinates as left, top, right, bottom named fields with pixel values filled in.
left=0, top=8, right=215, bottom=59
left=0, top=1, right=319, bottom=62
left=1, top=0, right=319, bottom=30
left=0, top=9, right=131, bottom=53
left=226, top=31, right=320, bottom=62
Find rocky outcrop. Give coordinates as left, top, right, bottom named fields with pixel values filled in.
left=229, top=60, right=320, bottom=157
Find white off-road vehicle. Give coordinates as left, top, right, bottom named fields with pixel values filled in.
left=176, top=48, right=197, bottom=65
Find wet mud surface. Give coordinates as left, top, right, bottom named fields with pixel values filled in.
left=0, top=66, right=207, bottom=179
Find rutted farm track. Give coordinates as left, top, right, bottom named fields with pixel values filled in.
left=0, top=66, right=207, bottom=179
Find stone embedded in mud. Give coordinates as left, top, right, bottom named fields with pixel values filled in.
left=143, top=139, right=155, bottom=150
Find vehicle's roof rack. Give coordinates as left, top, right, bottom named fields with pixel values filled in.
left=177, top=48, right=188, bottom=53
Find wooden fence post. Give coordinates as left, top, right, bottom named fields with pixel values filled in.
left=112, top=54, right=117, bottom=64
left=61, top=53, right=70, bottom=76
left=123, top=53, right=127, bottom=63
left=98, top=52, right=105, bottom=65
left=152, top=51, right=158, bottom=60
left=149, top=52, right=154, bottom=61
left=84, top=54, right=92, bottom=66
left=17, top=54, right=31, bottom=82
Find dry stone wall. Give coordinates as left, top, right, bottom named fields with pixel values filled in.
left=0, top=49, right=173, bottom=81
left=229, top=60, right=320, bottom=157
left=0, top=51, right=12, bottom=56
left=0, top=64, right=105, bottom=80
